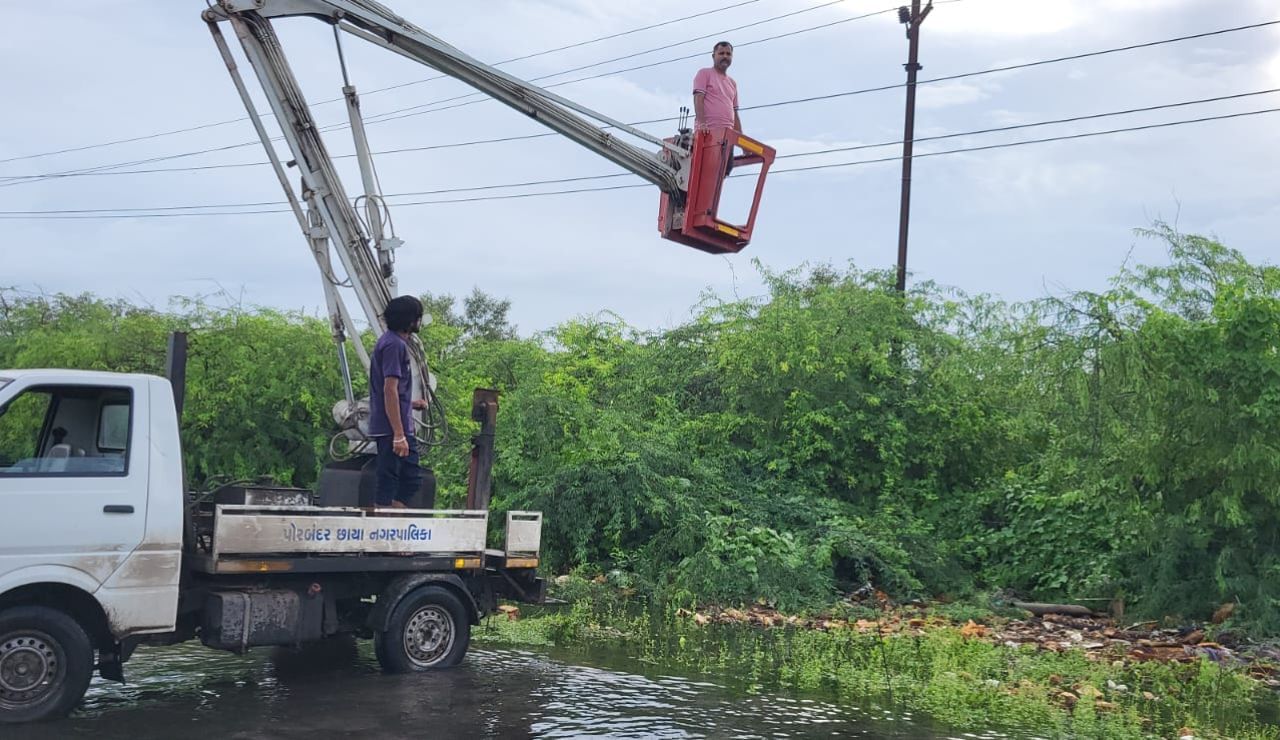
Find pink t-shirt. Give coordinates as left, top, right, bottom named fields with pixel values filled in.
left=692, top=67, right=738, bottom=129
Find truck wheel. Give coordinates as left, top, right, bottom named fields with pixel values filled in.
left=374, top=587, right=470, bottom=673
left=0, top=606, right=94, bottom=724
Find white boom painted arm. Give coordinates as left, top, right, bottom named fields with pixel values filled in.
left=209, top=0, right=685, bottom=193
left=202, top=0, right=690, bottom=450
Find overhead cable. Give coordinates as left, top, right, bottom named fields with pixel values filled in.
left=4, top=105, right=1275, bottom=219
left=6, top=94, right=1273, bottom=212
left=3, top=15, right=1272, bottom=185
left=0, top=0, right=861, bottom=179
left=0, top=0, right=769, bottom=165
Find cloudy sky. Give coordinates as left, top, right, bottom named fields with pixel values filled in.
left=2, top=0, right=1278, bottom=334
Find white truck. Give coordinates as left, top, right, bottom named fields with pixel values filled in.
left=1, top=0, right=776, bottom=723
left=0, top=367, right=545, bottom=723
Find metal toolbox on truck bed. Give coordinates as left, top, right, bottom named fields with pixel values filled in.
left=211, top=505, right=489, bottom=558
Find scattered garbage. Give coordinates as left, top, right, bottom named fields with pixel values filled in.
left=671, top=602, right=1280, bottom=687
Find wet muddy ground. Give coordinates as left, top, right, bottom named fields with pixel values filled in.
left=7, top=638, right=1000, bottom=739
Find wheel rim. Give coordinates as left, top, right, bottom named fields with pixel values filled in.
left=0, top=630, right=63, bottom=710
left=402, top=604, right=454, bottom=668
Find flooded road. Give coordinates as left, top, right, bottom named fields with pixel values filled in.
left=10, top=638, right=996, bottom=739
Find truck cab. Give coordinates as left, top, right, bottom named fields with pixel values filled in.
left=0, top=371, right=185, bottom=632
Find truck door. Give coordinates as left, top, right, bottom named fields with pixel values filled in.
left=0, top=379, right=149, bottom=595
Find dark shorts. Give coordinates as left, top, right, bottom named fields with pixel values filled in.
left=374, top=434, right=422, bottom=507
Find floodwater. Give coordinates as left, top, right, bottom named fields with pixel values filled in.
left=10, top=637, right=1008, bottom=739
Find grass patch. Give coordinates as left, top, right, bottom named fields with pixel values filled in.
left=475, top=590, right=1279, bottom=740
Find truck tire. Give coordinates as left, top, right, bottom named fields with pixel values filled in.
left=374, top=586, right=470, bottom=673
left=0, top=606, right=94, bottom=724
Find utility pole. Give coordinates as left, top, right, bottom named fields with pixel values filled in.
left=895, top=1, right=932, bottom=293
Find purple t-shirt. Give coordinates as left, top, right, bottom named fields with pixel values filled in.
left=368, top=331, right=413, bottom=437
left=693, top=67, right=738, bottom=129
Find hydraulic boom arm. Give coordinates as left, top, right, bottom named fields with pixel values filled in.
left=203, top=0, right=772, bottom=450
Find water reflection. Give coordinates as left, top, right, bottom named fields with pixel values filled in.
left=9, top=639, right=998, bottom=739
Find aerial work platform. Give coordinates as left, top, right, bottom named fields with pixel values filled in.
left=659, top=127, right=776, bottom=255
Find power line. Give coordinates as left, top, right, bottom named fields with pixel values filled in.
left=358, top=2, right=897, bottom=126
left=4, top=92, right=1274, bottom=213
left=4, top=105, right=1274, bottom=220
left=1, top=1, right=940, bottom=184
left=0, top=0, right=769, bottom=165
left=793, top=87, right=1280, bottom=158
left=267, top=2, right=932, bottom=132
left=0, top=0, right=863, bottom=181
left=741, top=17, right=1280, bottom=111
left=775, top=106, right=1280, bottom=173
left=4, top=15, right=1273, bottom=185
left=378, top=0, right=765, bottom=87
left=289, top=12, right=1277, bottom=128
left=7, top=88, right=1275, bottom=213
left=0, top=132, right=569, bottom=179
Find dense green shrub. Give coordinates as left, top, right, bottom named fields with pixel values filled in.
left=5, top=225, right=1278, bottom=630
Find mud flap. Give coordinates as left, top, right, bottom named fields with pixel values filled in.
left=368, top=574, right=481, bottom=631
left=97, top=657, right=124, bottom=683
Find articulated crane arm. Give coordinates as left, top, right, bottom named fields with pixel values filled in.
left=202, top=0, right=773, bottom=453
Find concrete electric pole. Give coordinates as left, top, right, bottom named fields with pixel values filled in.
left=895, top=0, right=932, bottom=293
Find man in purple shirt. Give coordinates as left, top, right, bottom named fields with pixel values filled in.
left=692, top=40, right=742, bottom=175
left=369, top=295, right=429, bottom=508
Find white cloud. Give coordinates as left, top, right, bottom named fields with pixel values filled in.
left=919, top=0, right=1200, bottom=38
left=926, top=0, right=1084, bottom=37
left=917, top=80, right=998, bottom=109
left=1190, top=47, right=1246, bottom=60
left=762, top=137, right=899, bottom=182
left=1003, top=159, right=1108, bottom=200
left=565, top=75, right=686, bottom=124
left=985, top=109, right=1033, bottom=126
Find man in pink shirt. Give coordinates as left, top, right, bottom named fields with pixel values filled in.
left=692, top=41, right=741, bottom=176
left=692, top=41, right=741, bottom=132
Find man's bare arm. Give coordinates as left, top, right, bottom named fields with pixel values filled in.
left=384, top=376, right=410, bottom=456
left=693, top=91, right=705, bottom=126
